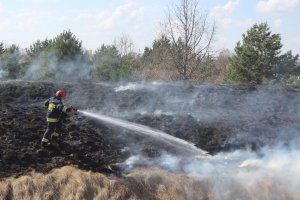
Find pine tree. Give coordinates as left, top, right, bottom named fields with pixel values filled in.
left=223, top=23, right=282, bottom=84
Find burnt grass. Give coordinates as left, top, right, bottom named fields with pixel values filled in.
left=0, top=80, right=299, bottom=179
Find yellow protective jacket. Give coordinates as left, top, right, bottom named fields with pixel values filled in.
left=45, top=97, right=69, bottom=122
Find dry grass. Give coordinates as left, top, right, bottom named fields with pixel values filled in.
left=0, top=166, right=137, bottom=200
left=0, top=165, right=297, bottom=200
left=125, top=167, right=209, bottom=200
left=0, top=166, right=208, bottom=200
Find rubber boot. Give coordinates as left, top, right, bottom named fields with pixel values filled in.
left=41, top=138, right=51, bottom=146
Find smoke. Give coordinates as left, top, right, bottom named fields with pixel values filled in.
left=114, top=81, right=167, bottom=92
left=23, top=51, right=91, bottom=82
left=0, top=69, right=8, bottom=79
left=120, top=145, right=300, bottom=199
left=23, top=51, right=58, bottom=80
left=110, top=82, right=300, bottom=121
left=0, top=49, right=25, bottom=80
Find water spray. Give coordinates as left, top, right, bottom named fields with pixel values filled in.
left=77, top=110, right=208, bottom=157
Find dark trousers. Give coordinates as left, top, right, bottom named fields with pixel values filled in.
left=42, top=121, right=62, bottom=140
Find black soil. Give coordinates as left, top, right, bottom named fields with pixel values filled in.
left=0, top=80, right=299, bottom=179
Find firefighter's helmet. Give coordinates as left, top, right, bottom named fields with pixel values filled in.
left=55, top=90, right=65, bottom=98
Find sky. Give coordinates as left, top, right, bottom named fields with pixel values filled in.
left=0, top=0, right=299, bottom=54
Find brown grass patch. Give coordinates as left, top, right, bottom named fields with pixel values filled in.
left=0, top=165, right=296, bottom=200
left=0, top=166, right=208, bottom=200
left=0, top=166, right=137, bottom=200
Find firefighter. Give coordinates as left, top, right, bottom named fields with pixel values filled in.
left=41, top=89, right=76, bottom=146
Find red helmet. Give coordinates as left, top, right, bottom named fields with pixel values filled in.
left=55, top=90, right=65, bottom=98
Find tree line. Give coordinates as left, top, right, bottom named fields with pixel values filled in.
left=0, top=0, right=299, bottom=85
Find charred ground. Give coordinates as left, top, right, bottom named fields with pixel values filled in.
left=0, top=80, right=299, bottom=179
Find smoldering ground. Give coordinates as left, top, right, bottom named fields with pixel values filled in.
left=71, top=82, right=300, bottom=151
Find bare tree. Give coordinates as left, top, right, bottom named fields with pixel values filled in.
left=114, top=33, right=135, bottom=56
left=162, top=0, right=216, bottom=80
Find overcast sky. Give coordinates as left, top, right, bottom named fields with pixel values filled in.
left=0, top=0, right=299, bottom=54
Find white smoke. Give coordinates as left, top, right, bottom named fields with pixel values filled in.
left=23, top=51, right=90, bottom=81
left=0, top=69, right=8, bottom=79
left=114, top=81, right=167, bottom=92
left=114, top=82, right=140, bottom=92
left=121, top=145, right=300, bottom=199
left=23, top=51, right=58, bottom=80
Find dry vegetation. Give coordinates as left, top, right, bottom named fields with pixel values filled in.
left=0, top=165, right=295, bottom=200
left=0, top=166, right=206, bottom=200
left=0, top=166, right=137, bottom=200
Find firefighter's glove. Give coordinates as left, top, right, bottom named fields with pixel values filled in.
left=67, top=106, right=77, bottom=112
left=72, top=106, right=78, bottom=112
